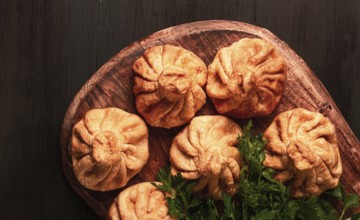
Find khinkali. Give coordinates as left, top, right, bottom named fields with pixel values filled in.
left=71, top=108, right=149, bottom=191
left=133, top=45, right=207, bottom=128
left=169, top=115, right=242, bottom=199
left=263, top=108, right=342, bottom=198
left=108, top=182, right=174, bottom=220
left=206, top=38, right=287, bottom=119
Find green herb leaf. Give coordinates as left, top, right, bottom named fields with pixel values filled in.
left=151, top=166, right=173, bottom=195
left=153, top=121, right=359, bottom=220
left=207, top=199, right=219, bottom=220
left=296, top=197, right=339, bottom=220
left=327, top=184, right=359, bottom=219
left=221, top=193, right=239, bottom=220
left=236, top=121, right=346, bottom=220
left=275, top=200, right=299, bottom=220
left=153, top=167, right=224, bottom=220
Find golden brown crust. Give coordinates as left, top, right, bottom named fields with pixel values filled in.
left=107, top=182, right=174, bottom=220
left=133, top=45, right=207, bottom=128
left=71, top=108, right=149, bottom=191
left=206, top=38, right=287, bottom=119
left=169, top=115, right=242, bottom=199
left=263, top=108, right=342, bottom=198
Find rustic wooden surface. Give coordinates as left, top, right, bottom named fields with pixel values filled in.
left=1, top=1, right=360, bottom=219
left=60, top=20, right=360, bottom=219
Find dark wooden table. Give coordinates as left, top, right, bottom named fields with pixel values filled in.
left=1, top=0, right=360, bottom=219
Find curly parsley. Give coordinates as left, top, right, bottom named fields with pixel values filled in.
left=153, top=121, right=359, bottom=220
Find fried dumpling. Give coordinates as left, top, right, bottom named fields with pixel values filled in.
left=169, top=115, right=242, bottom=199
left=108, top=182, right=174, bottom=220
left=206, top=38, right=287, bottom=119
left=133, top=44, right=207, bottom=128
left=263, top=108, right=342, bottom=198
left=71, top=108, right=149, bottom=191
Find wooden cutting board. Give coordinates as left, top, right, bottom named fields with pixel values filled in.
left=60, top=20, right=360, bottom=219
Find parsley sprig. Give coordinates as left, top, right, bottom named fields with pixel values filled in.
left=153, top=121, right=359, bottom=220
left=152, top=167, right=222, bottom=220
left=326, top=184, right=360, bottom=220
left=152, top=166, right=239, bottom=219
left=237, top=121, right=293, bottom=220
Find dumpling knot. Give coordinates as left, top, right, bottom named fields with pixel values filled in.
left=287, top=141, right=316, bottom=171
left=158, top=70, right=192, bottom=101
left=92, top=131, right=121, bottom=165
left=228, top=67, right=254, bottom=94
left=197, top=145, right=228, bottom=177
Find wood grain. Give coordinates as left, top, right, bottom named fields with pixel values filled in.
left=60, top=20, right=360, bottom=219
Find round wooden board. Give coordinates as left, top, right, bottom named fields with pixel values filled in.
left=60, top=20, right=360, bottom=219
